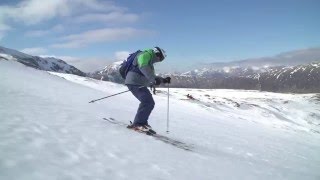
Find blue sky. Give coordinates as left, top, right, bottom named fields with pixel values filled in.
left=0, top=0, right=319, bottom=72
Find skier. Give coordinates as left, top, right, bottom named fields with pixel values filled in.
left=186, top=94, right=195, bottom=100
left=125, top=47, right=171, bottom=132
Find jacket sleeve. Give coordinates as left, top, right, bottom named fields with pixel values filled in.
left=137, top=51, right=156, bottom=83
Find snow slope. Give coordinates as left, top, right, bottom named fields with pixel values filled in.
left=1, top=60, right=320, bottom=180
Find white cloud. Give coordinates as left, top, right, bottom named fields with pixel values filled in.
left=70, top=0, right=122, bottom=12
left=42, top=55, right=112, bottom=72
left=21, top=47, right=48, bottom=55
left=69, top=58, right=113, bottom=72
left=0, top=7, right=12, bottom=40
left=25, top=30, right=50, bottom=37
left=0, top=33, right=4, bottom=41
left=51, top=27, right=155, bottom=48
left=39, top=50, right=130, bottom=72
left=0, top=0, right=146, bottom=40
left=0, top=23, right=11, bottom=31
left=114, top=51, right=129, bottom=60
left=8, top=0, right=70, bottom=25
left=52, top=25, right=64, bottom=32
left=0, top=0, right=69, bottom=39
left=0, top=26, right=10, bottom=40
left=26, top=24, right=65, bottom=37
left=74, top=12, right=139, bottom=24
left=0, top=0, right=128, bottom=25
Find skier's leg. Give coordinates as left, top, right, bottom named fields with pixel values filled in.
left=127, top=85, right=155, bottom=125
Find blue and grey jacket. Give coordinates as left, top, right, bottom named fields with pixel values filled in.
left=125, top=49, right=162, bottom=87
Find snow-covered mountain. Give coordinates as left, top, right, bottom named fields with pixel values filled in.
left=180, top=66, right=263, bottom=78
left=88, top=47, right=320, bottom=93
left=1, top=60, right=320, bottom=180
left=258, top=62, right=320, bottom=92
left=90, top=60, right=320, bottom=93
left=0, top=45, right=85, bottom=76
left=197, top=47, right=320, bottom=70
left=168, top=62, right=320, bottom=92
left=89, top=61, right=124, bottom=83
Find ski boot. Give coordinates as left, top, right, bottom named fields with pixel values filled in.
left=127, top=122, right=156, bottom=135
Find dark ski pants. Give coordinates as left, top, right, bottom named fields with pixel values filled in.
left=127, top=85, right=155, bottom=126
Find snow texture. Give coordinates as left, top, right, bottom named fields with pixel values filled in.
left=1, top=60, right=320, bottom=180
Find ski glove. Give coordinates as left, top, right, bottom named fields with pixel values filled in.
left=162, top=77, right=171, bottom=84
left=151, top=77, right=171, bottom=86
left=153, top=77, right=163, bottom=86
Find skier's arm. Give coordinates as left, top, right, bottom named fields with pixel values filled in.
left=137, top=52, right=157, bottom=83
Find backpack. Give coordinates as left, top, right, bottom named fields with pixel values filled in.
left=119, top=50, right=142, bottom=79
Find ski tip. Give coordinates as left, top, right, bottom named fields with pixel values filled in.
left=148, top=129, right=157, bottom=135
left=146, top=132, right=153, bottom=135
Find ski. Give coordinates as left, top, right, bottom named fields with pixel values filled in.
left=102, top=118, right=193, bottom=151
left=104, top=117, right=156, bottom=135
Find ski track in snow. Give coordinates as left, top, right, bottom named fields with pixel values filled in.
left=1, top=60, right=320, bottom=180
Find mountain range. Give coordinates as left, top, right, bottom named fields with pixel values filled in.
left=90, top=52, right=320, bottom=93
left=194, top=47, right=320, bottom=70
left=1, top=45, right=319, bottom=93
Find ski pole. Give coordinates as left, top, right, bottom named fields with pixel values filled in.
left=149, top=85, right=157, bottom=95
left=89, top=86, right=144, bottom=103
left=89, top=90, right=130, bottom=103
left=166, top=83, right=170, bottom=133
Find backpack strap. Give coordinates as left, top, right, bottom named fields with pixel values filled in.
left=128, top=50, right=144, bottom=76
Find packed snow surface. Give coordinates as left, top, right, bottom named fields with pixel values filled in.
left=1, top=60, right=320, bottom=180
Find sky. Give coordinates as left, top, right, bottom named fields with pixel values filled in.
left=0, top=0, right=319, bottom=72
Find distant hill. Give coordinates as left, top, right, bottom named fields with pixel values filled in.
left=0, top=45, right=86, bottom=76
